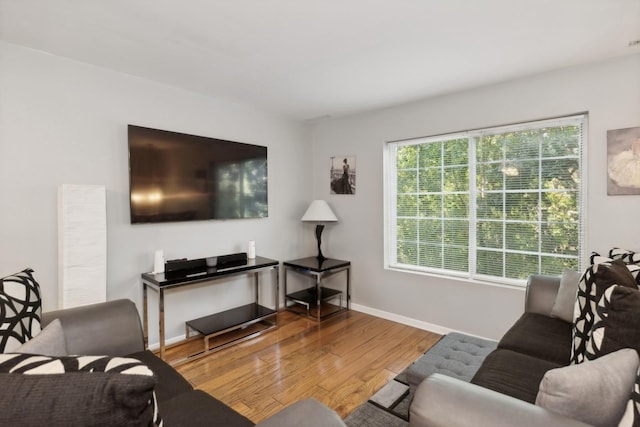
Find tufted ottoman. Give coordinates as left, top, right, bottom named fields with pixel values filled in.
left=345, top=333, right=498, bottom=426
left=403, top=332, right=498, bottom=387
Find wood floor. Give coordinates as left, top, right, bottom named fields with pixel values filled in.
left=170, top=309, right=441, bottom=423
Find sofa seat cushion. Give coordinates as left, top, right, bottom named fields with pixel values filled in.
left=471, top=349, right=562, bottom=404
left=498, top=313, right=572, bottom=365
left=129, top=350, right=193, bottom=403
left=160, top=389, right=254, bottom=427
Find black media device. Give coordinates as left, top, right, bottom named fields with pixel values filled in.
left=164, top=253, right=248, bottom=278
left=164, top=258, right=206, bottom=273
left=216, top=252, right=248, bottom=269
left=128, top=125, right=268, bottom=224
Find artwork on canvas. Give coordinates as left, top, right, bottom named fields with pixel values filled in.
left=330, top=155, right=356, bottom=195
left=607, top=126, right=640, bottom=195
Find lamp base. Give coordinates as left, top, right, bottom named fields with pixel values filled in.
left=315, top=224, right=326, bottom=261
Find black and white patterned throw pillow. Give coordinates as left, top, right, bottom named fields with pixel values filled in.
left=570, top=256, right=638, bottom=365
left=586, top=285, right=640, bottom=360
left=0, top=353, right=162, bottom=426
left=0, top=268, right=42, bottom=352
left=609, top=248, right=640, bottom=285
left=619, top=366, right=640, bottom=427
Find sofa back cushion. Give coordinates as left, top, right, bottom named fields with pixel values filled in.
left=498, top=313, right=572, bottom=365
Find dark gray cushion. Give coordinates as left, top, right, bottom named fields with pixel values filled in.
left=498, top=313, right=572, bottom=365
left=160, top=390, right=254, bottom=427
left=0, top=353, right=160, bottom=426
left=128, top=350, right=193, bottom=403
left=471, top=349, right=562, bottom=403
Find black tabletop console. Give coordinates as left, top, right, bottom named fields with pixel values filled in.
left=142, top=256, right=279, bottom=365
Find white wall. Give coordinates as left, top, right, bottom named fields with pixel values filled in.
left=0, top=41, right=314, bottom=344
left=310, top=54, right=640, bottom=340
left=2, top=40, right=638, bottom=343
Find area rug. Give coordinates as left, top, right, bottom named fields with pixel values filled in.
left=344, top=332, right=497, bottom=427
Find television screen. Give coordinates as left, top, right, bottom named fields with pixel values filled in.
left=128, top=125, right=268, bottom=224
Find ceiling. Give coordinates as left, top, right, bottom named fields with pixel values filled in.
left=1, top=1, right=639, bottom=121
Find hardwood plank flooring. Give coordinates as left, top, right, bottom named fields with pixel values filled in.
left=170, top=310, right=441, bottom=423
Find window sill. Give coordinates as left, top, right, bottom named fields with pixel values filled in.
left=385, top=264, right=528, bottom=291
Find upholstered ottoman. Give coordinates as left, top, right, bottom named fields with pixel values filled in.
left=403, top=332, right=498, bottom=387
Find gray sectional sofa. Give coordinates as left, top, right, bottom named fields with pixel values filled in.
left=42, top=299, right=346, bottom=427
left=409, top=271, right=640, bottom=427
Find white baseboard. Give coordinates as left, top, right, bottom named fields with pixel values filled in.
left=148, top=305, right=491, bottom=349
left=147, top=334, right=186, bottom=351
left=351, top=303, right=495, bottom=341
left=350, top=303, right=455, bottom=335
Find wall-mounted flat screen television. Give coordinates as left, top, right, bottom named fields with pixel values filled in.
left=128, top=125, right=268, bottom=224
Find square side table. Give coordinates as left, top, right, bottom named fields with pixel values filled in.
left=283, top=257, right=350, bottom=321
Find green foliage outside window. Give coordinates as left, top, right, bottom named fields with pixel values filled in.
left=392, top=118, right=583, bottom=283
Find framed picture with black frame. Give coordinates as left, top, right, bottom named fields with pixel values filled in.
left=330, top=155, right=356, bottom=195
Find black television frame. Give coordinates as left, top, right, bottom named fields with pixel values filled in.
left=128, top=125, right=268, bottom=224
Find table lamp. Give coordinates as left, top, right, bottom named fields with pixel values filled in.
left=301, top=200, right=338, bottom=261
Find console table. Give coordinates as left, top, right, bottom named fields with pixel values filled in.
left=141, top=256, right=279, bottom=364
left=283, top=257, right=350, bottom=321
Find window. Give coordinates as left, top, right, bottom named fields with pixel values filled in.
left=385, top=115, right=586, bottom=286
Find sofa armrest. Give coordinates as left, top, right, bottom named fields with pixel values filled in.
left=255, top=399, right=346, bottom=427
left=42, top=299, right=145, bottom=356
left=409, top=374, right=593, bottom=427
left=524, top=274, right=561, bottom=316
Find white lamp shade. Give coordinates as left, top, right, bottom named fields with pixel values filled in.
left=301, top=200, right=338, bottom=222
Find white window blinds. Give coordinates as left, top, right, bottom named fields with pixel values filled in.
left=386, top=114, right=586, bottom=286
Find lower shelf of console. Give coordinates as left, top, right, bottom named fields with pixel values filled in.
left=182, top=303, right=277, bottom=362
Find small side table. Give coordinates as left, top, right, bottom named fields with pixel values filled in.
left=283, top=257, right=350, bottom=321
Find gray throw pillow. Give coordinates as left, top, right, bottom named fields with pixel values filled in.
left=535, top=348, right=639, bottom=427
left=15, top=318, right=67, bottom=356
left=550, top=268, right=581, bottom=323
